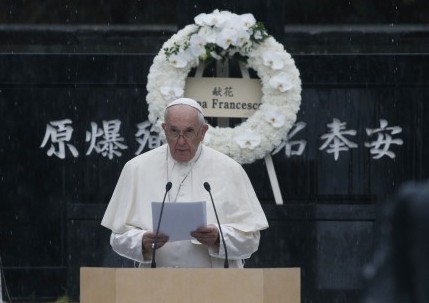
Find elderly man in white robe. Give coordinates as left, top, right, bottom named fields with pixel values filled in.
left=101, top=97, right=269, bottom=268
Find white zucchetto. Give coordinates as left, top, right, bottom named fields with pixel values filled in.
left=166, top=98, right=203, bottom=114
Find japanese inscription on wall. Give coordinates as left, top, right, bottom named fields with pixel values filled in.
left=40, top=118, right=403, bottom=161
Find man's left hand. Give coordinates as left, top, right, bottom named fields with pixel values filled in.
left=191, top=224, right=220, bottom=247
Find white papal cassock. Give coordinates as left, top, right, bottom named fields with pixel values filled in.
left=101, top=144, right=269, bottom=268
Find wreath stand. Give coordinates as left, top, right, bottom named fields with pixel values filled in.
left=194, top=60, right=284, bottom=205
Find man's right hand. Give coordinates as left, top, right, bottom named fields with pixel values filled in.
left=142, top=231, right=169, bottom=252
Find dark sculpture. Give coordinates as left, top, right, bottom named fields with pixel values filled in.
left=363, top=181, right=429, bottom=303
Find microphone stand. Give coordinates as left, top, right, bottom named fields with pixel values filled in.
left=151, top=182, right=172, bottom=268
left=204, top=182, right=229, bottom=268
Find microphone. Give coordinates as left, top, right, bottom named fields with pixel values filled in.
left=203, top=182, right=229, bottom=268
left=151, top=181, right=172, bottom=268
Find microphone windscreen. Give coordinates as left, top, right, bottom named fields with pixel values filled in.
left=166, top=182, right=172, bottom=191
left=203, top=182, right=211, bottom=191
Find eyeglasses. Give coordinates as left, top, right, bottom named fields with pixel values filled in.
left=164, top=126, right=202, bottom=140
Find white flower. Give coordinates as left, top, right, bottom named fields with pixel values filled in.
left=262, top=51, right=284, bottom=70
left=264, top=110, right=285, bottom=128
left=152, top=120, right=164, bottom=134
left=235, top=131, right=262, bottom=150
left=253, top=30, right=263, bottom=40
left=221, top=13, right=241, bottom=29
left=160, top=82, right=184, bottom=101
left=239, top=13, right=256, bottom=29
left=197, top=27, right=217, bottom=44
left=213, top=10, right=233, bottom=28
left=203, top=132, right=211, bottom=145
left=166, top=10, right=267, bottom=63
left=168, top=50, right=192, bottom=68
left=195, top=9, right=228, bottom=28
left=189, top=34, right=207, bottom=57
left=194, top=12, right=217, bottom=27
left=269, top=72, right=293, bottom=92
left=216, top=28, right=237, bottom=49
left=234, top=29, right=251, bottom=47
left=194, top=13, right=209, bottom=26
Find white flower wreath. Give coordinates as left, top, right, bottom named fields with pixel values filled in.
left=146, top=9, right=302, bottom=164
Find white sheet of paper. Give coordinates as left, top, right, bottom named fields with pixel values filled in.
left=151, top=201, right=207, bottom=242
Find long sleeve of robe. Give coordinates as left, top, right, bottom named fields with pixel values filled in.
left=101, top=144, right=269, bottom=268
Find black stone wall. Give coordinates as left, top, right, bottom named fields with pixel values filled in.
left=1, top=51, right=428, bottom=302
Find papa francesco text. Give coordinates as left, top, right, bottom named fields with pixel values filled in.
left=198, top=99, right=262, bottom=110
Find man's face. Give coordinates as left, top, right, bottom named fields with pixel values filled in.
left=162, top=105, right=208, bottom=163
